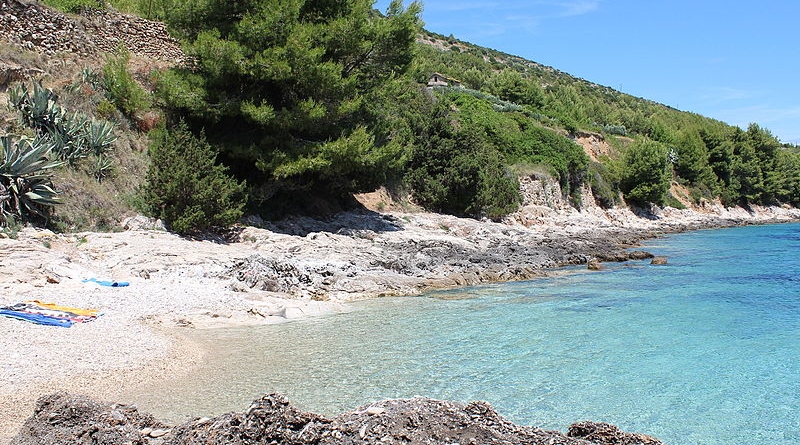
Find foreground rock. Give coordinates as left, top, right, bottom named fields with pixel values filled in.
left=12, top=392, right=662, bottom=445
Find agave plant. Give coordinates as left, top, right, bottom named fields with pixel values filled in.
left=91, top=153, right=114, bottom=183
left=8, top=81, right=63, bottom=134
left=9, top=80, right=119, bottom=178
left=84, top=120, right=117, bottom=157
left=0, top=135, right=63, bottom=225
left=51, top=111, right=91, bottom=165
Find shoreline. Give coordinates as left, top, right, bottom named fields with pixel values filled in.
left=2, top=202, right=799, bottom=443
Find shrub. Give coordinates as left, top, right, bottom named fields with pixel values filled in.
left=663, top=192, right=687, bottom=210
left=602, top=124, right=628, bottom=136
left=407, top=122, right=520, bottom=219
left=102, top=48, right=152, bottom=118
left=141, top=122, right=246, bottom=234
left=620, top=139, right=671, bottom=206
left=588, top=161, right=619, bottom=208
left=95, top=99, right=117, bottom=119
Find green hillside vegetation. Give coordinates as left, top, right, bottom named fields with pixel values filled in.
left=4, top=0, right=800, bottom=234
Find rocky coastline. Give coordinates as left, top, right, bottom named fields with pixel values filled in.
left=2, top=188, right=800, bottom=442
left=11, top=392, right=663, bottom=445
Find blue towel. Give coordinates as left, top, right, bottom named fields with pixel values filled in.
left=0, top=309, right=75, bottom=327
left=82, top=278, right=129, bottom=287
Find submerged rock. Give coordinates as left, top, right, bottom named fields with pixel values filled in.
left=13, top=392, right=662, bottom=445
left=587, top=259, right=605, bottom=270
left=568, top=420, right=663, bottom=445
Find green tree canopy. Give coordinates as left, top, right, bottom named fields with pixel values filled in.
left=620, top=139, right=671, bottom=206
left=407, top=105, right=520, bottom=219
left=159, top=0, right=421, bottom=213
left=142, top=122, right=246, bottom=234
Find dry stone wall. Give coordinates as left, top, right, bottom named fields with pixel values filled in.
left=0, top=0, right=182, bottom=61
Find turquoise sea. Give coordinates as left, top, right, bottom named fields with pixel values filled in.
left=128, top=223, right=800, bottom=445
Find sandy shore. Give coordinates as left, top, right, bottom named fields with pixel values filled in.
left=2, top=196, right=799, bottom=442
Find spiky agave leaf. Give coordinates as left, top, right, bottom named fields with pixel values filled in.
left=0, top=135, right=63, bottom=225
left=23, top=180, right=62, bottom=209
left=0, top=135, right=63, bottom=176
left=85, top=120, right=117, bottom=156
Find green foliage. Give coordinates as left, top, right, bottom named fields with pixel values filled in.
left=407, top=107, right=520, bottom=219
left=674, top=130, right=711, bottom=184
left=587, top=161, right=620, bottom=208
left=620, top=139, right=671, bottom=206
left=158, top=0, right=422, bottom=215
left=102, top=48, right=152, bottom=118
left=141, top=122, right=246, bottom=234
left=441, top=91, right=588, bottom=204
left=487, top=69, right=544, bottom=108
left=39, top=0, right=102, bottom=13
left=413, top=31, right=800, bottom=207
left=95, top=100, right=118, bottom=119
left=38, top=0, right=800, bottom=215
left=8, top=81, right=60, bottom=131
left=0, top=135, right=63, bottom=226
left=601, top=124, right=628, bottom=136
left=772, top=150, right=800, bottom=205
left=663, top=193, right=687, bottom=210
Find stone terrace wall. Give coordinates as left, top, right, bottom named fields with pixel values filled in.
left=0, top=0, right=182, bottom=61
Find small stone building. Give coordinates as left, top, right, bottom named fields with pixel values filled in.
left=427, top=72, right=462, bottom=88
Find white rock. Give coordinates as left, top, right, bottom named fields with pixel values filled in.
left=366, top=406, right=385, bottom=415
left=280, top=306, right=304, bottom=319
left=149, top=428, right=169, bottom=438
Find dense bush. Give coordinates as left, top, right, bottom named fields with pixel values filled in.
left=620, top=139, right=671, bottom=206
left=157, top=0, right=422, bottom=216
left=141, top=122, right=246, bottom=234
left=602, top=124, right=628, bottom=136
left=587, top=161, right=620, bottom=208
left=407, top=111, right=519, bottom=219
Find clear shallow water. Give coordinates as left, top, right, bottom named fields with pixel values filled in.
left=127, top=223, right=800, bottom=445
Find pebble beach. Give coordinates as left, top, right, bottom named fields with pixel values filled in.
left=2, top=198, right=799, bottom=443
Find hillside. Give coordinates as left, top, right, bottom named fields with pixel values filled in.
left=1, top=0, right=799, bottom=233
left=410, top=30, right=800, bottom=210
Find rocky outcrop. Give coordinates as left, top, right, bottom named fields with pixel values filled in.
left=225, top=210, right=656, bottom=302
left=568, top=421, right=663, bottom=445
left=0, top=0, right=182, bottom=60
left=11, top=392, right=168, bottom=445
left=12, top=392, right=662, bottom=445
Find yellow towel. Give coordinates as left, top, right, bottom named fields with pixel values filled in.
left=26, top=300, right=99, bottom=317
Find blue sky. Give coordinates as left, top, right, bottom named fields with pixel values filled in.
left=375, top=0, right=800, bottom=144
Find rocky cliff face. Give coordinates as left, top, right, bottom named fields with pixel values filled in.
left=12, top=392, right=663, bottom=445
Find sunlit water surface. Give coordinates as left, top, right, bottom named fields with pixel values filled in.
left=126, top=223, right=800, bottom=445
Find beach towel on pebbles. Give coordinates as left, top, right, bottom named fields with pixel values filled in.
left=82, top=278, right=129, bottom=287
left=0, top=301, right=100, bottom=328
